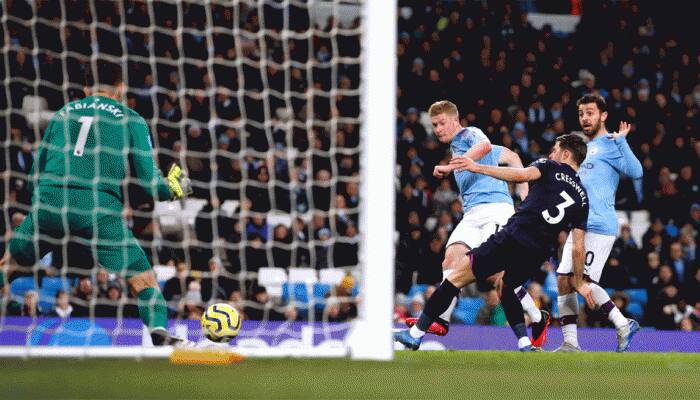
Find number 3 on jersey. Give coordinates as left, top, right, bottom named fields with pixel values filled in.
left=73, top=116, right=94, bottom=156
left=542, top=191, right=574, bottom=224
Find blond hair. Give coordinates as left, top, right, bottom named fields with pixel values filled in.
left=428, top=100, right=459, bottom=118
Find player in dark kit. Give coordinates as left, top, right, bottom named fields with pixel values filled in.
left=395, top=134, right=594, bottom=351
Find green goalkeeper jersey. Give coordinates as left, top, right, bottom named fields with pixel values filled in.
left=31, top=95, right=172, bottom=203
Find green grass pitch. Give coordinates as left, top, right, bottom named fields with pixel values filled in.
left=2, top=351, right=699, bottom=399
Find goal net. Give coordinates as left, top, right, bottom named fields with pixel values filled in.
left=0, top=0, right=394, bottom=360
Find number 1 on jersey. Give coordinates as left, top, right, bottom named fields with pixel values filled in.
left=74, top=116, right=94, bottom=156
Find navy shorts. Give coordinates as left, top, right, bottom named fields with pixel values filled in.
left=470, top=229, right=550, bottom=288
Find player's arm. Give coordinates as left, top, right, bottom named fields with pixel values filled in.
left=608, top=121, right=643, bottom=179
left=465, top=140, right=492, bottom=162
left=433, top=136, right=492, bottom=179
left=450, top=156, right=541, bottom=183
left=571, top=227, right=595, bottom=308
left=497, top=146, right=529, bottom=200
left=130, top=117, right=189, bottom=200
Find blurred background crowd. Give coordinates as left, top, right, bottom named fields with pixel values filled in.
left=393, top=0, right=699, bottom=331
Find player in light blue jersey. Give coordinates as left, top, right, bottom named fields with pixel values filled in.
left=404, top=100, right=551, bottom=349
left=555, top=95, right=643, bottom=352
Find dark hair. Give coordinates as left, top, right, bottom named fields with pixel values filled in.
left=556, top=134, right=587, bottom=166
left=576, top=94, right=607, bottom=113
left=84, top=60, right=123, bottom=88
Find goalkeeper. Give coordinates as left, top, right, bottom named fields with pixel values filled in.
left=0, top=61, right=191, bottom=346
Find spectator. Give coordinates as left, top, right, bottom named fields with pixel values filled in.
left=70, top=277, right=94, bottom=317
left=178, top=280, right=204, bottom=321
left=200, top=257, right=238, bottom=303
left=667, top=241, right=694, bottom=284
left=8, top=290, right=42, bottom=317
left=49, top=290, right=73, bottom=319
left=163, top=260, right=194, bottom=304
left=95, top=281, right=123, bottom=317
left=408, top=293, right=425, bottom=318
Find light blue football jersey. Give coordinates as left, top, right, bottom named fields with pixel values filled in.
left=578, top=134, right=643, bottom=236
left=451, top=127, right=513, bottom=212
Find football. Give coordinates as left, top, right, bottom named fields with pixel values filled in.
left=201, top=303, right=243, bottom=343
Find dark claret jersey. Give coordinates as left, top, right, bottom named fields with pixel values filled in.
left=502, top=158, right=589, bottom=255
left=32, top=95, right=172, bottom=204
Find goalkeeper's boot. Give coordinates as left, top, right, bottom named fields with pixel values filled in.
left=393, top=329, right=422, bottom=351
left=151, top=328, right=190, bottom=347
left=616, top=318, right=639, bottom=352
left=553, top=342, right=582, bottom=352
left=404, top=317, right=449, bottom=336
left=530, top=310, right=551, bottom=348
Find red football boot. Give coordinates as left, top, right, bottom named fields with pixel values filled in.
left=531, top=310, right=551, bottom=348
left=404, top=317, right=449, bottom=336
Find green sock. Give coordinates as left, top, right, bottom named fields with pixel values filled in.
left=137, top=287, right=168, bottom=330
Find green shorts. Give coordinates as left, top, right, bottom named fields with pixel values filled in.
left=8, top=187, right=151, bottom=279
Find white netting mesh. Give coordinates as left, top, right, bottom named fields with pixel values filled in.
left=1, top=0, right=364, bottom=349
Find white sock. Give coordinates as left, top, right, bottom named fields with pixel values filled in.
left=409, top=325, right=425, bottom=338
left=590, top=283, right=627, bottom=330
left=516, top=286, right=541, bottom=323
left=438, top=269, right=457, bottom=323
left=517, top=336, right=532, bottom=349
left=558, top=293, right=579, bottom=347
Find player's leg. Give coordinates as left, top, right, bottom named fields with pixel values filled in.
left=555, top=233, right=581, bottom=351
left=395, top=252, right=478, bottom=349
left=436, top=242, right=469, bottom=327
left=494, top=241, right=551, bottom=351
left=429, top=213, right=484, bottom=331
left=5, top=211, right=55, bottom=278
left=583, top=233, right=639, bottom=352
left=515, top=285, right=542, bottom=324
left=93, top=215, right=176, bottom=345
left=481, top=203, right=544, bottom=327
left=500, top=283, right=537, bottom=351
left=404, top=224, right=473, bottom=335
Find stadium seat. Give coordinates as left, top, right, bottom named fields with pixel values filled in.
left=258, top=267, right=288, bottom=298
left=288, top=268, right=318, bottom=284
left=10, top=277, right=37, bottom=297
left=153, top=265, right=176, bottom=282
left=220, top=200, right=240, bottom=217
left=313, top=283, right=331, bottom=299
left=630, top=210, right=650, bottom=248
left=406, top=284, right=428, bottom=299
left=319, top=268, right=346, bottom=286
left=626, top=302, right=644, bottom=320
left=38, top=277, right=71, bottom=311
left=604, top=288, right=615, bottom=297
left=181, top=198, right=208, bottom=227
left=154, top=201, right=183, bottom=235
left=282, top=283, right=311, bottom=315
left=267, top=212, right=292, bottom=228
left=616, top=210, right=629, bottom=227
left=312, top=283, right=332, bottom=313
left=38, top=288, right=57, bottom=312
left=452, top=297, right=485, bottom=325
left=625, top=288, right=648, bottom=306
left=41, top=277, right=71, bottom=293
left=21, top=95, right=54, bottom=131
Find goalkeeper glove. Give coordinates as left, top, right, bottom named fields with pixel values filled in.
left=167, top=164, right=192, bottom=200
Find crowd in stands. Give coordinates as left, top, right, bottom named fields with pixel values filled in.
left=394, top=0, right=699, bottom=330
